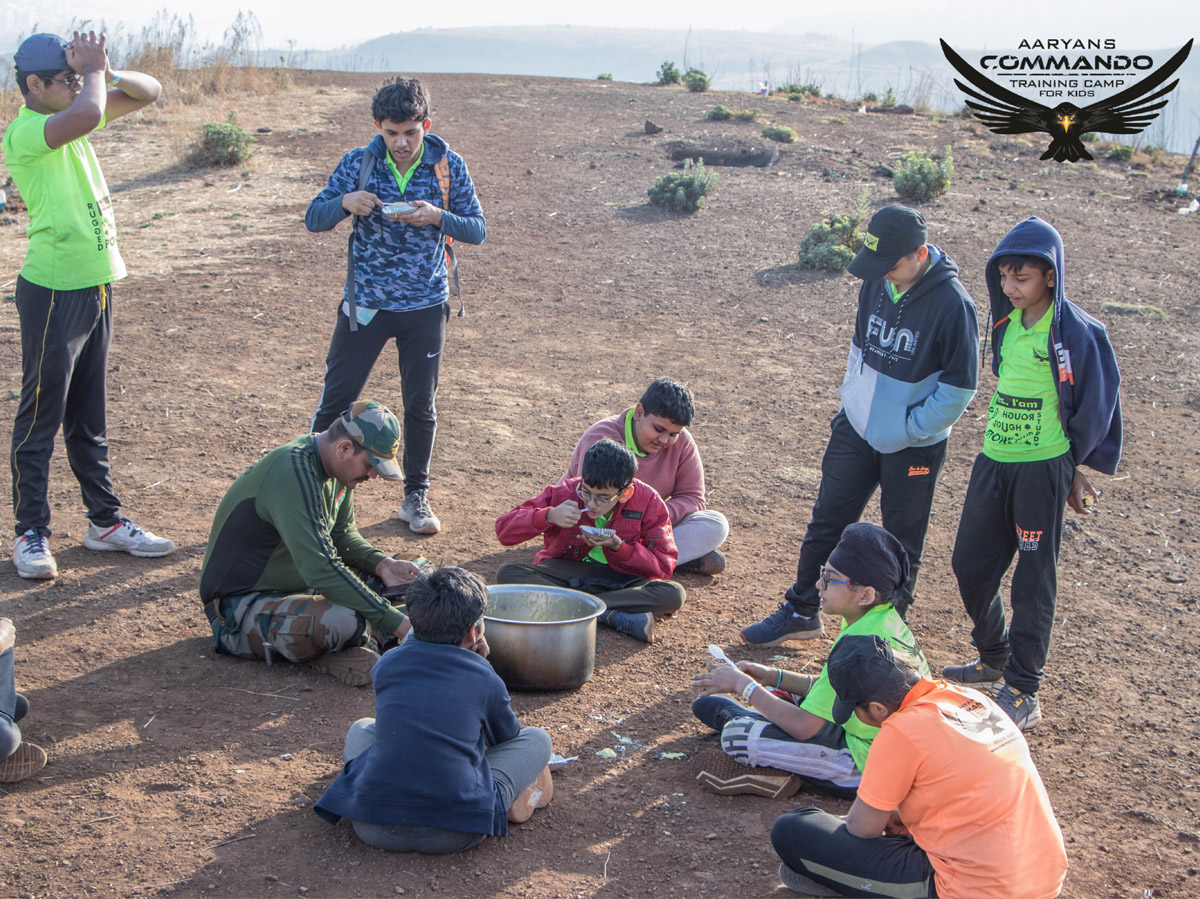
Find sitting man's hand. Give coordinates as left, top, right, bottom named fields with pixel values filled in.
left=547, top=500, right=583, bottom=529
left=392, top=617, right=413, bottom=641
left=376, top=557, right=423, bottom=587
left=581, top=531, right=622, bottom=552
left=469, top=634, right=490, bottom=658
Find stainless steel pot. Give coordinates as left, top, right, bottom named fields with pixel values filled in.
left=484, top=585, right=607, bottom=691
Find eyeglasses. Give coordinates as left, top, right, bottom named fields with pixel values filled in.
left=576, top=484, right=622, bottom=507
left=46, top=74, right=81, bottom=87
left=819, top=565, right=852, bottom=590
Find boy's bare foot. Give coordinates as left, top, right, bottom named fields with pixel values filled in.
left=507, top=764, right=553, bottom=823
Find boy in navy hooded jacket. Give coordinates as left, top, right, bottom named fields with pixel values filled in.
left=944, top=216, right=1122, bottom=732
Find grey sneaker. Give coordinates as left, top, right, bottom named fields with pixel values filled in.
left=942, top=657, right=1005, bottom=693
left=778, top=863, right=839, bottom=897
left=397, top=489, right=441, bottom=535
left=600, top=610, right=655, bottom=643
left=740, top=603, right=823, bottom=646
left=677, top=549, right=726, bottom=575
left=995, top=683, right=1042, bottom=732
left=83, top=518, right=175, bottom=557
left=0, top=741, right=48, bottom=783
left=13, top=530, right=57, bottom=579
left=308, top=646, right=380, bottom=686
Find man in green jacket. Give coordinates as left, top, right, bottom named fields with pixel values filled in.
left=200, top=401, right=421, bottom=685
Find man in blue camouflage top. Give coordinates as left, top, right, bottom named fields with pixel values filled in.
left=306, top=77, right=486, bottom=536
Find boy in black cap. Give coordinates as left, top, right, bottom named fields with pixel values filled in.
left=769, top=634, right=1067, bottom=898
left=692, top=523, right=929, bottom=797
left=743, top=204, right=979, bottom=645
left=4, top=31, right=168, bottom=580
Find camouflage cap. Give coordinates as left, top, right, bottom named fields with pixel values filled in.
left=340, top=400, right=402, bottom=480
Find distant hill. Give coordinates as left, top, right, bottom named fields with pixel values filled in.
left=283, top=26, right=1199, bottom=153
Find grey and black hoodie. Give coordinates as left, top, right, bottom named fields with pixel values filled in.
left=839, top=244, right=980, bottom=454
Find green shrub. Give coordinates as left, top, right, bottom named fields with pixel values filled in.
left=683, top=68, right=709, bottom=92
left=192, top=111, right=255, bottom=166
left=597, top=73, right=613, bottom=81
left=882, top=88, right=896, bottom=107
left=788, top=93, right=803, bottom=102
left=706, top=104, right=733, bottom=121
left=657, top=61, right=681, bottom=85
left=762, top=124, right=797, bottom=143
left=1108, top=143, right=1134, bottom=161
left=648, top=157, right=718, bottom=214
left=893, top=146, right=953, bottom=201
left=735, top=107, right=764, bottom=122
left=779, top=82, right=820, bottom=97
left=796, top=191, right=871, bottom=273
left=861, top=91, right=879, bottom=104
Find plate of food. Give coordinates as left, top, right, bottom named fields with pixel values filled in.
left=382, top=202, right=418, bottom=219
left=579, top=525, right=616, bottom=538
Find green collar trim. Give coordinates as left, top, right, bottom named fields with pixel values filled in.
left=624, top=407, right=647, bottom=457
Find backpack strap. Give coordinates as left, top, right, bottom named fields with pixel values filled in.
left=434, top=157, right=464, bottom=317
left=345, top=149, right=377, bottom=332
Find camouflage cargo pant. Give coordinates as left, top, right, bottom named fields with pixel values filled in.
left=209, top=592, right=371, bottom=665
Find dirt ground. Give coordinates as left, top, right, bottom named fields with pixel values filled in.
left=1, top=71, right=1198, bottom=899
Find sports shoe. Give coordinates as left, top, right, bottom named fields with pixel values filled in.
left=0, top=742, right=48, bottom=783
left=508, top=764, right=553, bottom=823
left=308, top=646, right=379, bottom=686
left=741, top=603, right=823, bottom=646
left=995, top=683, right=1043, bottom=732
left=13, top=530, right=57, bottom=579
left=397, top=489, right=441, bottom=535
left=677, top=549, right=726, bottom=575
left=83, top=518, right=175, bottom=557
left=942, top=657, right=1005, bottom=693
left=600, top=610, right=655, bottom=643
left=778, top=862, right=839, bottom=897
left=692, top=748, right=801, bottom=800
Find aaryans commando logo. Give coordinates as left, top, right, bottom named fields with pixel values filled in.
left=941, top=38, right=1193, bottom=162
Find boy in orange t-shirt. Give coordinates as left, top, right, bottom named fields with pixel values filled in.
left=770, top=635, right=1067, bottom=899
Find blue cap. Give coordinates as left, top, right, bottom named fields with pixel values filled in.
left=14, top=33, right=69, bottom=72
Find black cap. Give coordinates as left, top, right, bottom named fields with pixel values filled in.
left=827, top=634, right=914, bottom=725
left=827, top=523, right=913, bottom=615
left=848, top=204, right=927, bottom=281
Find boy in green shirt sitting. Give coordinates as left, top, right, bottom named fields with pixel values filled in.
left=690, top=523, right=929, bottom=796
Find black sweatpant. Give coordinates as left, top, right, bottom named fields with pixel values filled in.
left=787, top=411, right=948, bottom=617
left=10, top=277, right=122, bottom=536
left=951, top=452, right=1075, bottom=695
left=310, top=302, right=449, bottom=495
left=771, top=807, right=938, bottom=898
left=495, top=558, right=685, bottom=616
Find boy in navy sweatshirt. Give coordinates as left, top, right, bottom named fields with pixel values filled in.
left=944, top=217, right=1122, bottom=731
left=314, top=567, right=553, bottom=852
left=743, top=205, right=979, bottom=645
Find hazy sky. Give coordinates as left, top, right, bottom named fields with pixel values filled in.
left=0, top=0, right=1191, bottom=51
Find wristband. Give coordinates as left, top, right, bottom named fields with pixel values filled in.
left=109, top=73, right=121, bottom=86
left=775, top=667, right=784, bottom=689
left=740, top=681, right=759, bottom=705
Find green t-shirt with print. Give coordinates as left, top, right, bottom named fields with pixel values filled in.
left=585, top=510, right=613, bottom=564
left=1, top=106, right=126, bottom=290
left=982, top=305, right=1071, bottom=462
left=800, top=603, right=931, bottom=772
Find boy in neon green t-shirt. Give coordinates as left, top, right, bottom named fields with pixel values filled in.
left=691, top=523, right=930, bottom=796
left=945, top=217, right=1122, bottom=733
left=3, top=31, right=171, bottom=580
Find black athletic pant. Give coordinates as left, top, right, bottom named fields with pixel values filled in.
left=495, top=559, right=686, bottom=616
left=10, top=277, right=122, bottom=536
left=787, top=411, right=948, bottom=617
left=310, top=302, right=449, bottom=495
left=951, top=452, right=1075, bottom=695
left=772, top=807, right=938, bottom=898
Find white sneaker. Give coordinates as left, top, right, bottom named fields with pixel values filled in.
left=83, top=518, right=175, bottom=557
left=13, top=530, right=57, bottom=579
left=396, top=489, right=441, bottom=535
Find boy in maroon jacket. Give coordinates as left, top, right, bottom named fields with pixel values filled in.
left=495, top=439, right=684, bottom=643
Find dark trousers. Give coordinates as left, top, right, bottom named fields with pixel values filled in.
left=771, top=807, right=938, bottom=898
left=788, top=412, right=948, bottom=617
left=310, top=302, right=449, bottom=495
left=10, top=277, right=122, bottom=536
left=495, top=558, right=685, bottom=616
left=951, top=452, right=1075, bottom=694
